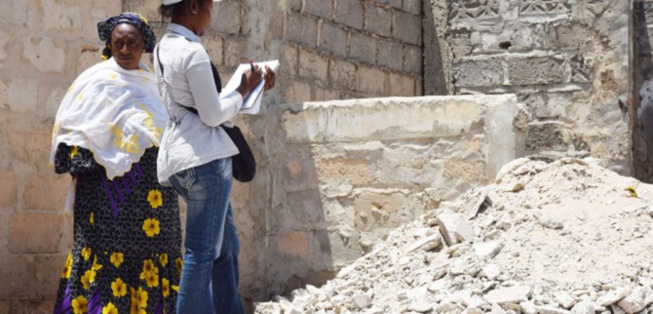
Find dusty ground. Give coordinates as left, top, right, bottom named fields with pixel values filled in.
left=255, top=157, right=653, bottom=313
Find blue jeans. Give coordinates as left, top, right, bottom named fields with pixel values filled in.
left=169, top=157, right=244, bottom=314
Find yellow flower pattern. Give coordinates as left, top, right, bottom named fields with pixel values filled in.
left=142, top=218, right=160, bottom=237
left=175, top=257, right=183, bottom=277
left=80, top=269, right=96, bottom=290
left=70, top=146, right=79, bottom=159
left=72, top=295, right=88, bottom=314
left=110, top=252, right=124, bottom=268
left=81, top=247, right=91, bottom=260
left=111, top=124, right=140, bottom=154
left=92, top=255, right=103, bottom=271
left=89, top=212, right=94, bottom=226
left=147, top=190, right=163, bottom=209
left=162, top=278, right=170, bottom=298
left=61, top=252, right=73, bottom=279
left=111, top=278, right=127, bottom=297
left=159, top=253, right=168, bottom=267
left=102, top=302, right=118, bottom=314
left=131, top=286, right=148, bottom=310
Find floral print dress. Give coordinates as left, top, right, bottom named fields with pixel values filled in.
left=53, top=144, right=182, bottom=314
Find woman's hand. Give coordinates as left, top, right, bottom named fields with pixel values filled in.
left=236, top=66, right=263, bottom=99
left=263, top=66, right=276, bottom=91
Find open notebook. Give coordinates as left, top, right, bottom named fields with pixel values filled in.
left=223, top=60, right=280, bottom=115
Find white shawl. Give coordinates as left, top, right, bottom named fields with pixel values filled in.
left=50, top=58, right=168, bottom=180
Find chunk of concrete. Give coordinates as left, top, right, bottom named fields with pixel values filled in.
left=485, top=286, right=532, bottom=304
left=437, top=209, right=475, bottom=246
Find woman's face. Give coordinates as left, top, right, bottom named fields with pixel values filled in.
left=194, top=0, right=213, bottom=37
left=111, top=23, right=144, bottom=70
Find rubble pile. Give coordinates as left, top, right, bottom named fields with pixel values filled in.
left=255, top=158, right=653, bottom=314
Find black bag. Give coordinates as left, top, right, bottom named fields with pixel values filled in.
left=156, top=47, right=256, bottom=182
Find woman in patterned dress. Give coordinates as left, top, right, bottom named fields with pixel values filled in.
left=50, top=12, right=182, bottom=314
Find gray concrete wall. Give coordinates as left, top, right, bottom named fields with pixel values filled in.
left=431, top=0, right=632, bottom=176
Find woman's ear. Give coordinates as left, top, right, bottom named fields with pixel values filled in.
left=190, top=0, right=199, bottom=15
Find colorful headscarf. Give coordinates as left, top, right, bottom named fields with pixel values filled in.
left=97, top=12, right=155, bottom=60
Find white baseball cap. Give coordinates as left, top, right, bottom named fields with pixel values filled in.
left=162, top=0, right=221, bottom=4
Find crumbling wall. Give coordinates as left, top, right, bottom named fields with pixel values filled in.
left=432, top=0, right=632, bottom=175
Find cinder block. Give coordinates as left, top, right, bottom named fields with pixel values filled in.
left=283, top=80, right=312, bottom=103
left=35, top=254, right=67, bottom=297
left=121, top=0, right=160, bottom=24
left=364, top=3, right=392, bottom=37
left=298, top=49, right=329, bottom=82
left=7, top=79, right=40, bottom=113
left=378, top=40, right=403, bottom=71
left=388, top=74, right=416, bottom=96
left=508, top=56, right=564, bottom=86
left=335, top=0, right=364, bottom=30
left=404, top=44, right=422, bottom=74
left=9, top=213, right=64, bottom=254
left=313, top=86, right=340, bottom=101
left=276, top=231, right=309, bottom=259
left=348, top=32, right=377, bottom=65
left=356, top=66, right=387, bottom=95
left=280, top=44, right=299, bottom=76
left=393, top=10, right=421, bottom=45
left=21, top=37, right=67, bottom=73
left=287, top=13, right=318, bottom=48
left=329, top=58, right=357, bottom=88
left=0, top=29, right=9, bottom=66
left=223, top=38, right=247, bottom=68
left=305, top=0, right=333, bottom=20
left=24, top=174, right=70, bottom=212
left=0, top=172, right=17, bottom=209
left=0, top=255, right=33, bottom=297
left=318, top=22, right=347, bottom=57
left=453, top=59, right=504, bottom=88
left=8, top=129, right=52, bottom=171
left=212, top=1, right=242, bottom=35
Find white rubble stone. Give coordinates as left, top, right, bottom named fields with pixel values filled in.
left=406, top=233, right=443, bottom=253
left=408, top=301, right=433, bottom=313
left=485, top=286, right=532, bottom=304
left=351, top=293, right=371, bottom=309
left=482, top=263, right=502, bottom=280
left=617, top=286, right=653, bottom=313
left=554, top=291, right=578, bottom=309
left=598, top=287, right=632, bottom=306
left=534, top=305, right=571, bottom=314
left=474, top=240, right=504, bottom=260
left=534, top=212, right=564, bottom=230
left=520, top=301, right=537, bottom=314
left=611, top=305, right=626, bottom=314
left=437, top=209, right=475, bottom=245
left=570, top=300, right=595, bottom=314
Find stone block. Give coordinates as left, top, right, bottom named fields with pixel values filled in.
left=7, top=79, right=41, bottom=113
left=335, top=0, right=364, bottom=30
left=8, top=129, right=52, bottom=171
left=353, top=191, right=409, bottom=232
left=21, top=37, right=67, bottom=73
left=9, top=213, right=65, bottom=254
left=377, top=0, right=402, bottom=10
left=0, top=255, right=33, bottom=297
left=480, top=27, right=538, bottom=53
left=212, top=1, right=242, bottom=35
left=122, top=0, right=161, bottom=23
left=356, top=66, right=388, bottom=95
left=276, top=231, right=309, bottom=259
left=318, top=22, right=347, bottom=57
left=364, top=2, right=392, bottom=37
left=298, top=49, right=329, bottom=82
left=315, top=158, right=373, bottom=186
left=450, top=28, right=473, bottom=61
left=203, top=35, right=224, bottom=66
left=223, top=38, right=247, bottom=68
left=0, top=172, right=17, bottom=209
left=547, top=22, right=594, bottom=49
left=76, top=48, right=103, bottom=77
left=403, top=0, right=422, bottom=15
left=0, top=0, right=33, bottom=27
left=393, top=10, right=421, bottom=45
left=388, top=73, right=416, bottom=96
left=280, top=44, right=299, bottom=76
left=287, top=13, right=318, bottom=48
left=404, top=44, right=422, bottom=74
left=378, top=40, right=403, bottom=71
left=35, top=254, right=67, bottom=297
left=24, top=174, right=70, bottom=212
left=453, top=59, right=504, bottom=88
left=329, top=58, right=357, bottom=88
left=526, top=122, right=569, bottom=152
left=484, top=286, right=532, bottom=304
left=436, top=209, right=475, bottom=245
left=508, top=56, right=564, bottom=86
left=313, top=86, right=340, bottom=101
left=348, top=32, right=377, bottom=65
left=617, top=286, right=653, bottom=313
left=305, top=0, right=333, bottom=20
left=283, top=80, right=312, bottom=103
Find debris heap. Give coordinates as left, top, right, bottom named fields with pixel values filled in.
left=256, top=158, right=653, bottom=314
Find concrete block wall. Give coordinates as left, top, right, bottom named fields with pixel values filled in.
left=262, top=95, right=528, bottom=296
left=431, top=0, right=632, bottom=176
left=0, top=0, right=122, bottom=311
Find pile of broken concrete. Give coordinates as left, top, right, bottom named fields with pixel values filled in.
left=256, top=158, right=653, bottom=314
